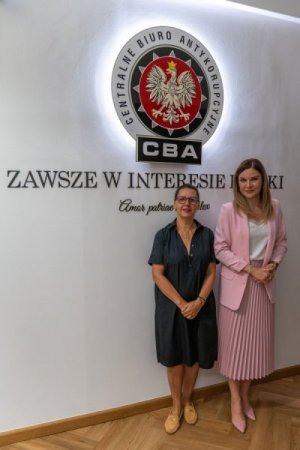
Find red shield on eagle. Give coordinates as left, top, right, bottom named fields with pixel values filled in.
left=139, top=56, right=202, bottom=131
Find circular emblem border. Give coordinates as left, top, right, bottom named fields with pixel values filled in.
left=111, top=26, right=224, bottom=145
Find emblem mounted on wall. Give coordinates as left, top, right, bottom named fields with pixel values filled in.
left=112, top=27, right=224, bottom=164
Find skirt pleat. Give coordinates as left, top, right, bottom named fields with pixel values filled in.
left=217, top=261, right=275, bottom=380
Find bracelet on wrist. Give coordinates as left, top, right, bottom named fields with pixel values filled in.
left=270, top=261, right=279, bottom=270
left=197, top=295, right=207, bottom=305
left=247, top=265, right=252, bottom=276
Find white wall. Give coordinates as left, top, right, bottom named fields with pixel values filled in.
left=229, top=0, right=300, bottom=18
left=0, top=0, right=299, bottom=432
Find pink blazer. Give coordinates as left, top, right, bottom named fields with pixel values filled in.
left=214, top=199, right=287, bottom=311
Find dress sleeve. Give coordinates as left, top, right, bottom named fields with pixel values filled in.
left=148, top=230, right=165, bottom=265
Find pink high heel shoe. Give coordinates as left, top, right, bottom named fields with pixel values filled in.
left=243, top=407, right=256, bottom=421
left=231, top=415, right=246, bottom=433
left=231, top=399, right=246, bottom=433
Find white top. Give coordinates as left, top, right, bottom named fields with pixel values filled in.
left=249, top=220, right=269, bottom=260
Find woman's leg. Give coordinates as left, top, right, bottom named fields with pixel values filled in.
left=181, top=363, right=199, bottom=425
left=240, top=380, right=256, bottom=420
left=167, top=365, right=184, bottom=415
left=240, top=380, right=251, bottom=409
left=182, top=362, right=199, bottom=406
left=228, top=379, right=246, bottom=432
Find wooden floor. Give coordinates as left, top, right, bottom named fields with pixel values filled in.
left=2, top=375, right=300, bottom=450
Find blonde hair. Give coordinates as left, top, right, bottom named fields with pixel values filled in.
left=233, top=158, right=273, bottom=221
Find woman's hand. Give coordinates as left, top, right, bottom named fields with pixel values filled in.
left=181, top=298, right=203, bottom=320
left=251, top=266, right=274, bottom=283
left=265, top=262, right=278, bottom=273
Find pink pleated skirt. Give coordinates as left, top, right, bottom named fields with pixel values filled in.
left=217, top=261, right=275, bottom=380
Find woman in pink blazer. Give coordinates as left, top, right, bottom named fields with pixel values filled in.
left=214, top=159, right=287, bottom=433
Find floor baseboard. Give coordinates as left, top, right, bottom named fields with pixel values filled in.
left=1, top=364, right=299, bottom=447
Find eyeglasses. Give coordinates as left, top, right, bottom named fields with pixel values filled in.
left=176, top=196, right=199, bottom=205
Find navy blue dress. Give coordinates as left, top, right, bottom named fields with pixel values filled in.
left=148, top=220, right=218, bottom=368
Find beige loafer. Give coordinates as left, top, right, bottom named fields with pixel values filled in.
left=164, top=410, right=182, bottom=434
left=184, top=403, right=198, bottom=425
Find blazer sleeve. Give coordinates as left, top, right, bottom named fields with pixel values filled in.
left=270, top=199, right=287, bottom=264
left=214, top=203, right=248, bottom=272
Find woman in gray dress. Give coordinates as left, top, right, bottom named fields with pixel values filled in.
left=148, top=184, right=217, bottom=434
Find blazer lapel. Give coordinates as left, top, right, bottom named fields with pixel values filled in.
left=238, top=211, right=250, bottom=262
left=263, top=219, right=275, bottom=265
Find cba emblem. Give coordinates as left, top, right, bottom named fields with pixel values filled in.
left=112, top=27, right=224, bottom=163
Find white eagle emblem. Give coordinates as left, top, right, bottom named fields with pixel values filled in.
left=146, top=60, right=197, bottom=125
